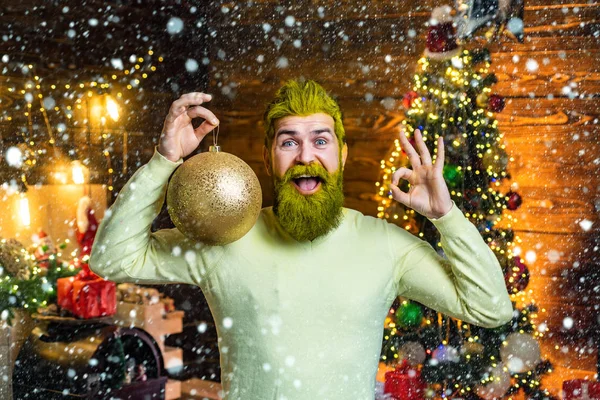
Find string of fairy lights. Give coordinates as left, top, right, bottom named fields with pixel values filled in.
left=376, top=49, right=551, bottom=395
left=0, top=50, right=165, bottom=318
left=1, top=49, right=164, bottom=195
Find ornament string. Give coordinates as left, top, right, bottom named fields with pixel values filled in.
left=213, top=124, right=220, bottom=147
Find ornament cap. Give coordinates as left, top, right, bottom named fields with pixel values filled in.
left=209, top=145, right=221, bottom=153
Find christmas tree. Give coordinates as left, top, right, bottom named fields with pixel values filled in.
left=377, top=6, right=555, bottom=399
left=0, top=233, right=78, bottom=325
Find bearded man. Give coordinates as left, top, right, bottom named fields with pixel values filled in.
left=90, top=79, right=512, bottom=400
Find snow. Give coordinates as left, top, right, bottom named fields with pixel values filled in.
left=197, top=322, right=208, bottom=333
left=285, top=16, right=296, bottom=27
left=579, top=219, right=593, bottom=231
left=276, top=56, right=289, bottom=69
left=5, top=146, right=23, bottom=167
left=547, top=249, right=560, bottom=263
left=166, top=17, right=184, bottom=35
left=42, top=96, right=56, bottom=109
left=110, top=58, right=124, bottom=70
left=563, top=317, right=574, bottom=329
left=506, top=18, right=524, bottom=34
left=185, top=58, right=199, bottom=73
left=525, top=59, right=539, bottom=72
left=525, top=250, right=537, bottom=263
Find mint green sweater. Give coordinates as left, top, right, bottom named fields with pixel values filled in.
left=89, top=150, right=512, bottom=400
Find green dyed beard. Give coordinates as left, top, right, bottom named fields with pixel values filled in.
left=272, top=163, right=345, bottom=242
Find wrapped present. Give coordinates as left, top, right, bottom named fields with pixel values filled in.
left=563, top=380, right=600, bottom=400
left=384, top=361, right=425, bottom=400
left=57, top=275, right=77, bottom=311
left=71, top=277, right=116, bottom=318
left=57, top=263, right=116, bottom=318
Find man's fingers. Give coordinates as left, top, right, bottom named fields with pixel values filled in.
left=185, top=106, right=220, bottom=140
left=389, top=183, right=409, bottom=207
left=166, top=92, right=213, bottom=123
left=435, top=136, right=445, bottom=173
left=414, top=129, right=432, bottom=165
left=398, top=128, right=421, bottom=167
left=186, top=105, right=219, bottom=125
left=194, top=121, right=219, bottom=140
left=392, top=167, right=412, bottom=186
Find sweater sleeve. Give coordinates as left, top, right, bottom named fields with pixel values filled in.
left=393, top=200, right=513, bottom=328
left=89, top=149, right=225, bottom=286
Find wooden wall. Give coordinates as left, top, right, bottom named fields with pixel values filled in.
left=204, top=0, right=600, bottom=392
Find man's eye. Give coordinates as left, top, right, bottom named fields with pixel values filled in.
left=315, top=139, right=327, bottom=145
left=282, top=140, right=296, bottom=147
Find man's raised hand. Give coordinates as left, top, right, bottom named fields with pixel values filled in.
left=389, top=128, right=453, bottom=220
left=158, top=92, right=220, bottom=162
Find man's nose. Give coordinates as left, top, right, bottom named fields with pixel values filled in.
left=296, top=144, right=316, bottom=165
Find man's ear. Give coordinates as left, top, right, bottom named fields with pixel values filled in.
left=341, top=143, right=348, bottom=170
left=263, top=145, right=272, bottom=176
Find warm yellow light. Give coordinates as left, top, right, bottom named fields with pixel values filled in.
left=71, top=160, right=87, bottom=184
left=19, top=195, right=30, bottom=226
left=106, top=95, right=120, bottom=121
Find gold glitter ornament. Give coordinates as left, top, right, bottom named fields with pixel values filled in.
left=167, top=145, right=262, bottom=246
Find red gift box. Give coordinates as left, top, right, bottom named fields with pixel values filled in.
left=384, top=361, right=425, bottom=400
left=563, top=380, right=600, bottom=400
left=57, top=276, right=77, bottom=310
left=71, top=277, right=116, bottom=318
left=57, top=263, right=116, bottom=319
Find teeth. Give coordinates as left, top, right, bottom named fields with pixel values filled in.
left=296, top=175, right=314, bottom=178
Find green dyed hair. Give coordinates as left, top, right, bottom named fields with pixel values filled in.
left=263, top=79, right=346, bottom=151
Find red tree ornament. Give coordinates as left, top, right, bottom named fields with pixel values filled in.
left=505, top=257, right=530, bottom=293
left=384, top=360, right=426, bottom=400
left=488, top=94, right=506, bottom=112
left=402, top=91, right=419, bottom=109
left=506, top=190, right=522, bottom=210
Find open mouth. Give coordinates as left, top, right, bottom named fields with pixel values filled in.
left=292, top=175, right=323, bottom=195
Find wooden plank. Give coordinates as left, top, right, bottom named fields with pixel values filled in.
left=204, top=2, right=598, bottom=36
left=206, top=46, right=599, bottom=100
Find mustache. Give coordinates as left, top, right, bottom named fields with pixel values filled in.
left=281, top=164, right=330, bottom=184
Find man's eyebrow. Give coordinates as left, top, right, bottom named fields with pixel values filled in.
left=275, top=128, right=334, bottom=138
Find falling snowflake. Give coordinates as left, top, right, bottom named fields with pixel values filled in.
left=276, top=57, right=289, bottom=69
left=185, top=59, right=199, bottom=73
left=563, top=317, right=574, bottom=329
left=111, top=58, right=124, bottom=70
left=579, top=219, right=593, bottom=231
left=167, top=17, right=184, bottom=35
left=5, top=147, right=23, bottom=168
left=525, top=59, right=539, bottom=72
left=285, top=16, right=296, bottom=27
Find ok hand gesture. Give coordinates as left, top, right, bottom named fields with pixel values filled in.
left=389, top=129, right=453, bottom=220
left=158, top=92, right=220, bottom=163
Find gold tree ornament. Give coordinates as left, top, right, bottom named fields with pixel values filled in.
left=0, top=238, right=33, bottom=279
left=167, top=129, right=262, bottom=246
